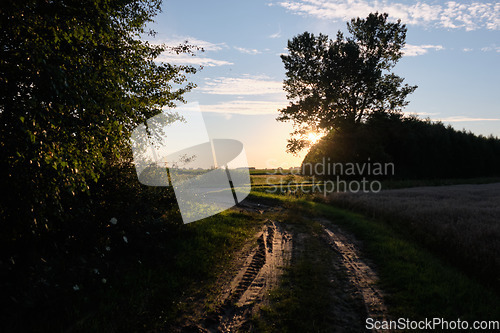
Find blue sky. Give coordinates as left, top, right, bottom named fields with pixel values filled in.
left=147, top=0, right=499, bottom=168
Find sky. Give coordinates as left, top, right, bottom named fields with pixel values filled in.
left=146, top=0, right=500, bottom=169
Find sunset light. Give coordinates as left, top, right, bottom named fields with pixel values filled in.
left=307, top=132, right=322, bottom=144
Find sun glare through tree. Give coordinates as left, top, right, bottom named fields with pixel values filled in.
left=307, top=132, right=323, bottom=144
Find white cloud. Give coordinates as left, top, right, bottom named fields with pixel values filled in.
left=200, top=100, right=286, bottom=115
left=403, top=44, right=444, bottom=56
left=409, top=112, right=441, bottom=117
left=269, top=25, right=282, bottom=38
left=197, top=75, right=287, bottom=115
left=481, top=44, right=500, bottom=52
left=234, top=46, right=262, bottom=54
left=269, top=31, right=282, bottom=38
left=149, top=36, right=232, bottom=67
left=151, top=36, right=227, bottom=51
left=156, top=53, right=233, bottom=67
left=439, top=116, right=500, bottom=122
left=276, top=0, right=500, bottom=31
left=462, top=48, right=473, bottom=52
left=200, top=75, right=284, bottom=95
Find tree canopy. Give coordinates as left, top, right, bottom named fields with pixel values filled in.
left=0, top=0, right=198, bottom=225
left=278, top=12, right=417, bottom=153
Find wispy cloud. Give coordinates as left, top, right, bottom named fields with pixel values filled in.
left=234, top=46, right=262, bottom=54
left=403, top=44, right=444, bottom=56
left=409, top=112, right=441, bottom=117
left=269, top=25, right=282, bottom=38
left=481, top=44, right=500, bottom=52
left=200, top=100, right=286, bottom=115
left=198, top=74, right=287, bottom=114
left=439, top=116, right=500, bottom=122
left=276, top=0, right=500, bottom=31
left=156, top=53, right=233, bottom=67
left=200, top=75, right=284, bottom=95
left=153, top=36, right=228, bottom=51
left=462, top=48, right=473, bottom=52
left=150, top=36, right=232, bottom=67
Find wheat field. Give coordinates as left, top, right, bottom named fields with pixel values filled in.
left=327, top=183, right=500, bottom=286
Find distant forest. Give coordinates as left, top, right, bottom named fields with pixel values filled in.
left=303, top=113, right=500, bottom=180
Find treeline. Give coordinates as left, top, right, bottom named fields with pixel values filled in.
left=303, top=113, right=500, bottom=179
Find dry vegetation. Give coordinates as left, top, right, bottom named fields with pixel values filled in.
left=327, top=183, right=500, bottom=288
left=250, top=174, right=312, bottom=186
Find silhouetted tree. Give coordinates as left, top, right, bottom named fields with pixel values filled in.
left=279, top=12, right=417, bottom=153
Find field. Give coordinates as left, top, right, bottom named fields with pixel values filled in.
left=327, top=183, right=500, bottom=288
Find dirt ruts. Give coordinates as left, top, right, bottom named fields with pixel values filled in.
left=191, top=219, right=292, bottom=333
left=316, top=218, right=389, bottom=332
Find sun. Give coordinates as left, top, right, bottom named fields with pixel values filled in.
left=307, top=132, right=322, bottom=144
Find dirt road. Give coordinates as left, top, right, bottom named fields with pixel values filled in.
left=175, top=199, right=389, bottom=332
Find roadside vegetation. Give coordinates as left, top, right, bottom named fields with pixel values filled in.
left=4, top=192, right=262, bottom=331
left=1, top=1, right=204, bottom=330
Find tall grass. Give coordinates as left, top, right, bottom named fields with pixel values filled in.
left=327, top=183, right=500, bottom=289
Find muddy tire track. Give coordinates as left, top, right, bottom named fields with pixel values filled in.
left=316, top=218, right=389, bottom=331
left=194, top=219, right=292, bottom=333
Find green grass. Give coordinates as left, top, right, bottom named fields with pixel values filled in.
left=250, top=174, right=312, bottom=186
left=249, top=191, right=500, bottom=323
left=34, top=209, right=262, bottom=332
left=250, top=168, right=299, bottom=175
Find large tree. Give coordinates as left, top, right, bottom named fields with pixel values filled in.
left=278, top=12, right=417, bottom=153
left=0, top=0, right=198, bottom=225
